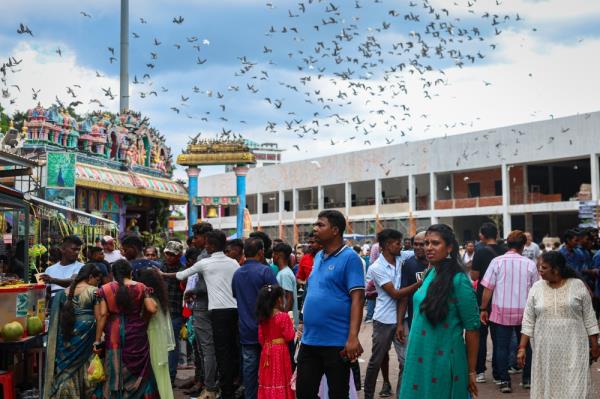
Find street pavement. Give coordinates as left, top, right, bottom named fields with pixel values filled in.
left=174, top=321, right=600, bottom=398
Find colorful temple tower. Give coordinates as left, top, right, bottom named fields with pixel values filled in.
left=21, top=104, right=187, bottom=234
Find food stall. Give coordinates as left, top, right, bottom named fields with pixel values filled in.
left=25, top=194, right=118, bottom=279
left=0, top=187, right=117, bottom=397
left=0, top=184, right=43, bottom=397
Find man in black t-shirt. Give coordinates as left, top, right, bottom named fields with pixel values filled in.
left=470, top=222, right=506, bottom=384
left=400, top=231, right=429, bottom=329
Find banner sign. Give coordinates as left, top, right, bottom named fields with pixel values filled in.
left=193, top=196, right=240, bottom=206
left=579, top=201, right=600, bottom=228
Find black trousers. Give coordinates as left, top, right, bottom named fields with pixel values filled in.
left=210, top=308, right=239, bottom=399
left=296, top=344, right=351, bottom=399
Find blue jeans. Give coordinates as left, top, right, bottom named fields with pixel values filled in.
left=476, top=323, right=499, bottom=378
left=169, top=315, right=183, bottom=382
left=490, top=323, right=531, bottom=383
left=241, top=344, right=261, bottom=399
left=365, top=298, right=376, bottom=321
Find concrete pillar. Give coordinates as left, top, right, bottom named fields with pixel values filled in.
left=429, top=172, right=438, bottom=225
left=344, top=182, right=351, bottom=217
left=186, top=167, right=200, bottom=236
left=501, top=163, right=512, bottom=237
left=523, top=165, right=529, bottom=204
left=408, top=174, right=416, bottom=212
left=257, top=192, right=263, bottom=225
left=292, top=188, right=299, bottom=214
left=317, top=185, right=324, bottom=211
left=278, top=190, right=285, bottom=217
left=591, top=153, right=599, bottom=201
left=525, top=213, right=534, bottom=233
left=234, top=165, right=249, bottom=239
left=374, top=178, right=382, bottom=216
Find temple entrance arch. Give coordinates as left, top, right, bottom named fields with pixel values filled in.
left=177, top=139, right=256, bottom=237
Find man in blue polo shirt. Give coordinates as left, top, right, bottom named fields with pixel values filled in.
left=363, top=229, right=419, bottom=399
left=297, top=210, right=365, bottom=399
left=231, top=237, right=278, bottom=399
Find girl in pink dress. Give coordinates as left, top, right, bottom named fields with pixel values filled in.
left=257, top=285, right=295, bottom=399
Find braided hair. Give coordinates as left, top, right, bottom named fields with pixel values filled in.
left=60, top=263, right=102, bottom=339
left=111, top=259, right=133, bottom=312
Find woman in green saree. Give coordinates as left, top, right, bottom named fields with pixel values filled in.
left=399, top=224, right=480, bottom=399
left=44, top=263, right=103, bottom=399
left=137, top=267, right=176, bottom=399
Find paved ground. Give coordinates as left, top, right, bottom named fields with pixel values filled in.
left=174, top=321, right=600, bottom=398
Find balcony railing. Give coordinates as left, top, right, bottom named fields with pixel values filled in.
left=434, top=196, right=503, bottom=209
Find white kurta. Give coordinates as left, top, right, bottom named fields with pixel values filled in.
left=522, top=278, right=600, bottom=399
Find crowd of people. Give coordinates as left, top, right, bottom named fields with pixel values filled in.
left=38, top=211, right=600, bottom=399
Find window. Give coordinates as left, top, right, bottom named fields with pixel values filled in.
left=495, top=180, right=502, bottom=196
left=467, top=182, right=481, bottom=198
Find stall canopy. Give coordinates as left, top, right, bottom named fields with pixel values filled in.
left=0, top=150, right=40, bottom=179
left=75, top=163, right=187, bottom=203
left=24, top=194, right=117, bottom=229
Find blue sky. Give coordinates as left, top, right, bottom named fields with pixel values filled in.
left=2, top=0, right=600, bottom=178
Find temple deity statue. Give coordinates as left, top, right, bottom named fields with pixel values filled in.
left=137, top=139, right=146, bottom=166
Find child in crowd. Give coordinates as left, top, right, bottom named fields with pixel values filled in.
left=256, top=285, right=295, bottom=399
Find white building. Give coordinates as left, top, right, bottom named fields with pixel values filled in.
left=196, top=111, right=600, bottom=243
left=225, top=140, right=283, bottom=172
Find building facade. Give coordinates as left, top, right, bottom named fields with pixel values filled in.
left=195, top=112, right=600, bottom=243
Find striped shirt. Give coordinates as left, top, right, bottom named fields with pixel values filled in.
left=481, top=251, right=539, bottom=326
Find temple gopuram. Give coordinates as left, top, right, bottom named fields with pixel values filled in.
left=20, top=104, right=187, bottom=233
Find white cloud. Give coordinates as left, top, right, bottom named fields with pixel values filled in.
left=430, top=0, right=600, bottom=22
left=1, top=41, right=119, bottom=114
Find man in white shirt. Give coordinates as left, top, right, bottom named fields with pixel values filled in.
left=522, top=232, right=541, bottom=261
left=166, top=230, right=239, bottom=399
left=40, top=235, right=84, bottom=297
left=101, top=235, right=124, bottom=264
left=364, top=229, right=419, bottom=399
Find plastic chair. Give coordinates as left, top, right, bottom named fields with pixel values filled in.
left=0, top=370, right=15, bottom=399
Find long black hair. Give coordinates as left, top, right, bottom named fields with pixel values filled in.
left=60, top=263, right=102, bottom=339
left=256, top=284, right=284, bottom=323
left=419, top=224, right=465, bottom=326
left=137, top=267, right=169, bottom=314
left=111, top=259, right=133, bottom=312
left=542, top=251, right=577, bottom=279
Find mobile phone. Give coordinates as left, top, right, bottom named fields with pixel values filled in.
left=416, top=272, right=424, bottom=282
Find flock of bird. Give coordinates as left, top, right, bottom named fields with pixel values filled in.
left=0, top=0, right=567, bottom=156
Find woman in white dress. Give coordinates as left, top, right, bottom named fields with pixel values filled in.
left=518, top=251, right=600, bottom=399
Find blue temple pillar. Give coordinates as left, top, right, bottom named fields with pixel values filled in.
left=234, top=165, right=249, bottom=239
left=187, top=167, right=200, bottom=236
